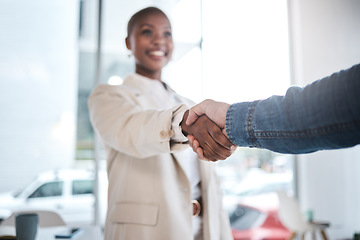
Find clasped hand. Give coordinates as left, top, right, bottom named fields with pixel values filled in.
left=181, top=109, right=235, bottom=161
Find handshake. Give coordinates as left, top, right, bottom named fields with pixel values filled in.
left=180, top=99, right=237, bottom=162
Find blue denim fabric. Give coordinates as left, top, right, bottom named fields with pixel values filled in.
left=225, top=63, right=360, bottom=154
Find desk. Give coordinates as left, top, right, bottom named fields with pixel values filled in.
left=0, top=226, right=103, bottom=240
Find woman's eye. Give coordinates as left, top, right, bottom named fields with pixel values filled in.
left=164, top=31, right=172, bottom=38
left=141, top=29, right=152, bottom=35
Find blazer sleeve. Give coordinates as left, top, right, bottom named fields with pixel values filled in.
left=88, top=84, right=189, bottom=158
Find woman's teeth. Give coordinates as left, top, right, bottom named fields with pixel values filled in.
left=150, top=51, right=165, bottom=56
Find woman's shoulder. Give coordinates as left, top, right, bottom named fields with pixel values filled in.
left=90, top=83, right=124, bottom=94
left=90, top=74, right=142, bottom=94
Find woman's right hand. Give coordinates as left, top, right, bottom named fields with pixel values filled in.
left=181, top=110, right=235, bottom=161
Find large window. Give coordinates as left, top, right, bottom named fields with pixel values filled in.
left=199, top=0, right=294, bottom=214
left=78, top=0, right=294, bottom=220
left=0, top=0, right=294, bottom=231
left=76, top=0, right=295, bottom=223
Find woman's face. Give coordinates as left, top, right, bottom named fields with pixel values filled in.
left=126, top=12, right=174, bottom=80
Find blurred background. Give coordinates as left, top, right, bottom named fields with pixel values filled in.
left=0, top=0, right=359, bottom=239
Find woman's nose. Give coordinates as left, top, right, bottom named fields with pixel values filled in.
left=152, top=33, right=165, bottom=44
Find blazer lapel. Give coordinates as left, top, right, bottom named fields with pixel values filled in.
left=171, top=153, right=191, bottom=188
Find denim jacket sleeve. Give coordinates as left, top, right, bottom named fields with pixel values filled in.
left=225, top=63, right=360, bottom=154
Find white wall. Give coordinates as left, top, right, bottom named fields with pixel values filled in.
left=0, top=0, right=79, bottom=191
left=288, top=0, right=360, bottom=238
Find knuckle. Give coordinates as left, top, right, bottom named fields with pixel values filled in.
left=212, top=130, right=222, bottom=139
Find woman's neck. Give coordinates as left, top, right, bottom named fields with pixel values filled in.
left=135, top=68, right=162, bottom=82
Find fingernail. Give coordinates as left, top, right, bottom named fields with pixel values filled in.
left=230, top=146, right=237, bottom=152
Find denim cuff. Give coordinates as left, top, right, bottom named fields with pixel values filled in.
left=226, top=102, right=255, bottom=147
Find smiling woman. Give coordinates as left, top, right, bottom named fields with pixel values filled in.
left=77, top=1, right=296, bottom=239
left=88, top=6, right=233, bottom=240
left=125, top=7, right=174, bottom=80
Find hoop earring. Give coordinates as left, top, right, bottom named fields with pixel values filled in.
left=127, top=50, right=133, bottom=58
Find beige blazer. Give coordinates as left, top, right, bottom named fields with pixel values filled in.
left=88, top=74, right=232, bottom=240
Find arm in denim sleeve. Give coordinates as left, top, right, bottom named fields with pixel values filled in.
left=225, top=63, right=360, bottom=154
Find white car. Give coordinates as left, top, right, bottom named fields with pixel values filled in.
left=0, top=169, right=108, bottom=227
left=222, top=169, right=293, bottom=214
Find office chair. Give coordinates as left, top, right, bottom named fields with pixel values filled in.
left=276, top=191, right=329, bottom=240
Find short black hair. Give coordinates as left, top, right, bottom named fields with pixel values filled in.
left=127, top=7, right=169, bottom=37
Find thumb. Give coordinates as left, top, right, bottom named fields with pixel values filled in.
left=186, top=100, right=211, bottom=125
left=186, top=108, right=200, bottom=125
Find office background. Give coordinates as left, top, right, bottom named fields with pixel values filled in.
left=0, top=0, right=359, bottom=238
